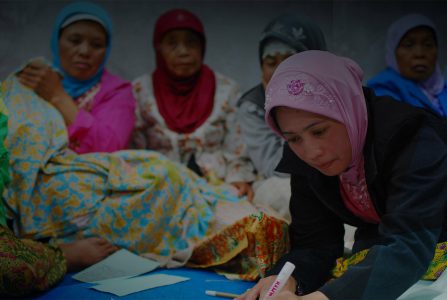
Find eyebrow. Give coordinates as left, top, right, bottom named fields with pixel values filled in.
left=281, top=120, right=327, bottom=135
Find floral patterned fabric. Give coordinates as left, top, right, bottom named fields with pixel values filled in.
left=188, top=212, right=289, bottom=281
left=332, top=241, right=447, bottom=280
left=0, top=225, right=66, bottom=297
left=2, top=75, right=255, bottom=268
left=132, top=72, right=256, bottom=184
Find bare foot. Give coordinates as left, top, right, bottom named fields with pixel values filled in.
left=59, top=237, right=119, bottom=272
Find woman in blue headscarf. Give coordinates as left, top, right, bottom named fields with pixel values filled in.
left=368, top=14, right=447, bottom=117
left=16, top=1, right=135, bottom=154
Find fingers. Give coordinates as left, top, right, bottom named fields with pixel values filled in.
left=231, top=182, right=254, bottom=199
left=22, top=63, right=46, bottom=76
left=246, top=185, right=254, bottom=202
left=17, top=65, right=47, bottom=89
left=17, top=74, right=39, bottom=89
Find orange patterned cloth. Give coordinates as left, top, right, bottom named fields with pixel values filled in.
left=188, top=212, right=289, bottom=281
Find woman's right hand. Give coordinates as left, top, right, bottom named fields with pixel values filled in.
left=17, top=59, right=66, bottom=103
left=17, top=59, right=79, bottom=125
left=235, top=275, right=296, bottom=300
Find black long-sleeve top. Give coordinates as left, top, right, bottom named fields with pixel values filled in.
left=268, top=88, right=447, bottom=299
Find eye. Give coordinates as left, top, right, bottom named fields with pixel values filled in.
left=68, top=36, right=82, bottom=45
left=423, top=41, right=436, bottom=48
left=312, top=127, right=327, bottom=137
left=287, top=136, right=302, bottom=144
left=187, top=37, right=200, bottom=46
left=401, top=41, right=413, bottom=48
left=91, top=41, right=106, bottom=49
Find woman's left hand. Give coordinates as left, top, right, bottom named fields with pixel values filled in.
left=17, top=60, right=66, bottom=103
left=231, top=181, right=254, bottom=202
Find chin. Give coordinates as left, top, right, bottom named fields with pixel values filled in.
left=318, top=165, right=345, bottom=177
left=319, top=170, right=340, bottom=177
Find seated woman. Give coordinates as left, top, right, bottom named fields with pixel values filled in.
left=2, top=58, right=288, bottom=280
left=368, top=13, right=447, bottom=117
left=16, top=1, right=136, bottom=154
left=132, top=9, right=255, bottom=200
left=238, top=51, right=447, bottom=300
left=237, top=13, right=327, bottom=222
left=0, top=90, right=117, bottom=297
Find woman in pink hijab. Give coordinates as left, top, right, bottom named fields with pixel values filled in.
left=237, top=50, right=447, bottom=300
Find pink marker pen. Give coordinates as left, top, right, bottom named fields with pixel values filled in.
left=263, top=261, right=296, bottom=299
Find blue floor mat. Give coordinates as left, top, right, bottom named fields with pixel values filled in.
left=31, top=267, right=256, bottom=299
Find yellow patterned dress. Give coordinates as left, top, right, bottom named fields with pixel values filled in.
left=1, top=75, right=289, bottom=278
left=0, top=88, right=66, bottom=297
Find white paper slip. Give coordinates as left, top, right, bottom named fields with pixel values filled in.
left=91, top=274, right=190, bottom=297
left=72, top=248, right=160, bottom=282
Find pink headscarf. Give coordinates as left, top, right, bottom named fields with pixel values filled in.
left=265, top=50, right=380, bottom=223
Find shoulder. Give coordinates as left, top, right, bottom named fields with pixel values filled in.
left=237, top=84, right=264, bottom=107
left=367, top=68, right=401, bottom=85
left=213, top=72, right=241, bottom=108
left=365, top=87, right=438, bottom=129
left=101, top=70, right=130, bottom=87
left=131, top=73, right=153, bottom=102
left=214, top=71, right=240, bottom=95
left=214, top=71, right=237, bottom=86
left=132, top=73, right=151, bottom=87
left=364, top=87, right=447, bottom=162
left=367, top=68, right=416, bottom=95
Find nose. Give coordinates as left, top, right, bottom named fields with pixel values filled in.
left=303, top=141, right=324, bottom=163
left=413, top=44, right=426, bottom=58
left=175, top=42, right=189, bottom=56
left=78, top=41, right=91, bottom=56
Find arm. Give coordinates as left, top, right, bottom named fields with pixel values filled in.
left=67, top=81, right=136, bottom=154
left=237, top=101, right=286, bottom=178
left=320, top=125, right=447, bottom=299
left=221, top=82, right=256, bottom=185
left=238, top=173, right=345, bottom=300
left=16, top=60, right=79, bottom=124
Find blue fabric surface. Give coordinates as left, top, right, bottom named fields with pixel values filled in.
left=32, top=267, right=256, bottom=299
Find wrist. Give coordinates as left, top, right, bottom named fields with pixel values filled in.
left=50, top=92, right=70, bottom=106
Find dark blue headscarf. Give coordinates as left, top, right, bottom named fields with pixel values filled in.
left=51, top=1, right=112, bottom=98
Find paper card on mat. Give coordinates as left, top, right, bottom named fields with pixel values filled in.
left=72, top=249, right=160, bottom=282
left=91, top=274, right=190, bottom=297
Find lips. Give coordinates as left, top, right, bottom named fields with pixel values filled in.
left=412, top=65, right=428, bottom=73
left=315, top=160, right=334, bottom=170
left=73, top=62, right=91, bottom=70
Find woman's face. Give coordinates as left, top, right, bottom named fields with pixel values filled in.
left=395, top=26, right=437, bottom=82
left=59, top=20, right=107, bottom=80
left=158, top=29, right=203, bottom=78
left=261, top=52, right=294, bottom=89
left=275, top=106, right=352, bottom=176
